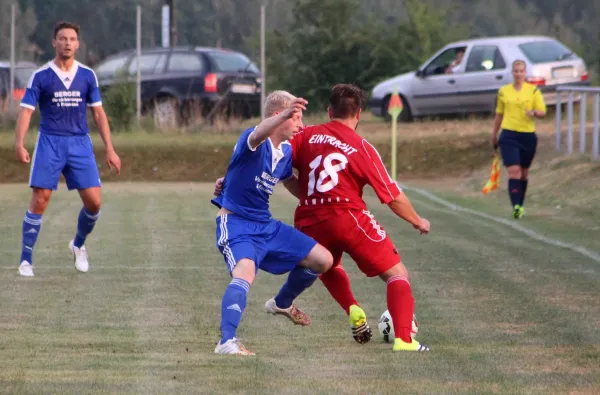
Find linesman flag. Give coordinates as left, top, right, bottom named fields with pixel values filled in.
left=482, top=155, right=500, bottom=194
left=387, top=90, right=403, bottom=118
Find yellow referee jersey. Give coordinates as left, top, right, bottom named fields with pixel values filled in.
left=495, top=82, right=546, bottom=133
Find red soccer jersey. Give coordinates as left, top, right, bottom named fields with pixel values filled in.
left=291, top=121, right=402, bottom=227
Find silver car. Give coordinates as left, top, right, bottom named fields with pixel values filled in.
left=368, top=35, right=590, bottom=121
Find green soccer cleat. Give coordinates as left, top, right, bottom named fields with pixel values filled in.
left=513, top=205, right=525, bottom=219
left=349, top=305, right=372, bottom=344
left=393, top=338, right=430, bottom=352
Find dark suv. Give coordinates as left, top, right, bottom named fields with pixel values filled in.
left=0, top=61, right=37, bottom=104
left=94, top=46, right=262, bottom=127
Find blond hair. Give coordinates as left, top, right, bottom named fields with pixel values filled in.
left=512, top=59, right=526, bottom=70
left=264, top=90, right=296, bottom=116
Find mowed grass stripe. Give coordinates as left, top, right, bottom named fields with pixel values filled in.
left=272, top=187, right=600, bottom=393
left=365, top=191, right=600, bottom=392
left=411, top=183, right=600, bottom=254
left=0, top=190, right=140, bottom=394
left=0, top=183, right=598, bottom=395
left=270, top=186, right=599, bottom=393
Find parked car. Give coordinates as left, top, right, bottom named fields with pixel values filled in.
left=0, top=61, right=37, bottom=103
left=368, top=35, right=590, bottom=122
left=94, top=46, right=262, bottom=127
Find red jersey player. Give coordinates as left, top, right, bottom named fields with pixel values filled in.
left=271, top=84, right=430, bottom=352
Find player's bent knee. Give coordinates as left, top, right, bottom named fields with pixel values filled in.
left=231, top=258, right=256, bottom=284
left=379, top=261, right=409, bottom=282
left=301, top=244, right=333, bottom=274
left=84, top=201, right=101, bottom=213
left=29, top=188, right=52, bottom=214
left=79, top=187, right=102, bottom=213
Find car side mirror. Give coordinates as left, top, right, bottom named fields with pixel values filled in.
left=416, top=69, right=425, bottom=78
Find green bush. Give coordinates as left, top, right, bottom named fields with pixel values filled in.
left=102, top=75, right=136, bottom=132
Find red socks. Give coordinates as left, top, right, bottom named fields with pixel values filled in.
left=387, top=275, right=414, bottom=343
left=320, top=265, right=415, bottom=344
left=319, top=265, right=358, bottom=314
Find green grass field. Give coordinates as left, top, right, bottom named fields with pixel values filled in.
left=0, top=182, right=598, bottom=395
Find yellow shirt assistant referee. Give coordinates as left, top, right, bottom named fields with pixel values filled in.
left=492, top=60, right=546, bottom=219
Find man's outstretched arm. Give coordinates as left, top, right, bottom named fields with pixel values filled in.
left=387, top=192, right=430, bottom=234
left=248, top=98, right=307, bottom=149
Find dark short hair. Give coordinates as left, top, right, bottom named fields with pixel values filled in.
left=54, top=21, right=80, bottom=39
left=329, top=84, right=366, bottom=118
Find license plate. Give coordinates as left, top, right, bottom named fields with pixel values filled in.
left=552, top=67, right=574, bottom=79
left=231, top=84, right=256, bottom=94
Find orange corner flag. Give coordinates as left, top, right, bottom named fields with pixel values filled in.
left=387, top=89, right=403, bottom=119
left=482, top=155, right=500, bottom=194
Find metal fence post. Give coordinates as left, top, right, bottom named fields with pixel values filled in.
left=9, top=4, right=16, bottom=110
left=555, top=90, right=562, bottom=151
left=593, top=93, right=599, bottom=161
left=555, top=86, right=600, bottom=160
left=136, top=6, right=142, bottom=122
left=567, top=91, right=574, bottom=155
left=580, top=93, right=587, bottom=154
left=260, top=3, right=266, bottom=120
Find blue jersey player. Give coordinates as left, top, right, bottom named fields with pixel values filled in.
left=15, top=21, right=121, bottom=277
left=211, top=91, right=333, bottom=355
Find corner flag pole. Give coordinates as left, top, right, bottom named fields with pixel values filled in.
left=387, top=89, right=403, bottom=181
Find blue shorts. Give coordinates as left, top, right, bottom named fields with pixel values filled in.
left=498, top=129, right=538, bottom=169
left=29, top=133, right=101, bottom=191
left=215, top=214, right=317, bottom=275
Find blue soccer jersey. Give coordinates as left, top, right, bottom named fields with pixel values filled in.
left=212, top=127, right=294, bottom=222
left=20, top=61, right=102, bottom=136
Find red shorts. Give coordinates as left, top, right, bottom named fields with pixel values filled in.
left=297, top=209, right=401, bottom=277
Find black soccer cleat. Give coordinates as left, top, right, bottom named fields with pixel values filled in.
left=352, top=321, right=373, bottom=344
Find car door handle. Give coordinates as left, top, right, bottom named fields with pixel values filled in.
left=496, top=75, right=503, bottom=80
left=448, top=79, right=456, bottom=84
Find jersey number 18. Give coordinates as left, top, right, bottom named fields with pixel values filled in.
left=307, top=153, right=348, bottom=196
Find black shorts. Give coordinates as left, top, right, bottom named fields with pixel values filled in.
left=498, top=129, right=538, bottom=168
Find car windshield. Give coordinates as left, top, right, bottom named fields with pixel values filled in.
left=95, top=55, right=130, bottom=79
left=209, top=51, right=260, bottom=73
left=14, top=67, right=36, bottom=87
left=518, top=40, right=574, bottom=63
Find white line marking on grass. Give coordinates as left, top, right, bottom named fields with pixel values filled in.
left=4, top=267, right=596, bottom=275
left=3, top=266, right=204, bottom=271
left=401, top=185, right=600, bottom=264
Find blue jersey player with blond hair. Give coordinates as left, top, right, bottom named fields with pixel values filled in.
left=211, top=91, right=333, bottom=355
left=15, top=21, right=121, bottom=277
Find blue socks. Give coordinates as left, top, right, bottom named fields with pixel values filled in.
left=21, top=211, right=42, bottom=264
left=20, top=207, right=100, bottom=265
left=219, top=268, right=318, bottom=344
left=274, top=266, right=320, bottom=309
left=74, top=208, right=101, bottom=248
left=220, top=278, right=250, bottom=344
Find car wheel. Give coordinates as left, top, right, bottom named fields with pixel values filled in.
left=382, top=94, right=412, bottom=123
left=152, top=96, right=180, bottom=129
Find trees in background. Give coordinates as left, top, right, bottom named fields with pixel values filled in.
left=1, top=0, right=599, bottom=105
left=264, top=0, right=463, bottom=109
left=0, top=2, right=38, bottom=62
